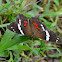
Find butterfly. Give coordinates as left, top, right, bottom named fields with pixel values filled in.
left=7, top=14, right=62, bottom=43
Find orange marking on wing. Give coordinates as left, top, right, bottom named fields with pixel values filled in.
left=36, top=26, right=40, bottom=30
left=24, top=21, right=28, bottom=26
left=24, top=21, right=28, bottom=23
left=33, top=22, right=38, bottom=26
left=33, top=22, right=40, bottom=30
left=24, top=24, right=26, bottom=26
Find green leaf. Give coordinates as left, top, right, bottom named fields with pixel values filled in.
left=30, top=47, right=40, bottom=57
left=39, top=11, right=62, bottom=17
left=0, top=23, right=10, bottom=28
left=8, top=45, right=31, bottom=50
left=39, top=17, right=52, bottom=29
left=60, top=59, right=62, bottom=62
left=32, top=4, right=43, bottom=11
left=48, top=53, right=62, bottom=57
left=45, top=0, right=50, bottom=13
left=0, top=51, right=9, bottom=57
left=53, top=0, right=59, bottom=6
left=0, top=30, right=32, bottom=53
left=40, top=51, right=46, bottom=57
left=0, top=0, right=2, bottom=5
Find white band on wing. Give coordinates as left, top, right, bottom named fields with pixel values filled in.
left=45, top=30, right=50, bottom=41
left=18, top=19, right=24, bottom=35
left=41, top=24, right=50, bottom=41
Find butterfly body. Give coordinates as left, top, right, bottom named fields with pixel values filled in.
left=7, top=14, right=62, bottom=43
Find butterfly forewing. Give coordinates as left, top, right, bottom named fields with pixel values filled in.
left=7, top=21, right=21, bottom=34
left=7, top=14, right=32, bottom=35
left=17, top=14, right=32, bottom=36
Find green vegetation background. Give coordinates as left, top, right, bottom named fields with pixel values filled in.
left=0, top=0, right=62, bottom=62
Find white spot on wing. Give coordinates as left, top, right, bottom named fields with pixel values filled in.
left=41, top=24, right=50, bottom=41
left=11, top=27, right=13, bottom=28
left=56, top=37, right=59, bottom=43
left=13, top=29, right=16, bottom=32
left=18, top=19, right=24, bottom=35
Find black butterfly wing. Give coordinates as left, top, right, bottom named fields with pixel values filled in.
left=7, top=14, right=32, bottom=35
left=29, top=17, right=62, bottom=43
left=7, top=21, right=21, bottom=34
left=17, top=14, right=32, bottom=36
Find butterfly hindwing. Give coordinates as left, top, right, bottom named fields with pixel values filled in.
left=29, top=17, right=47, bottom=40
